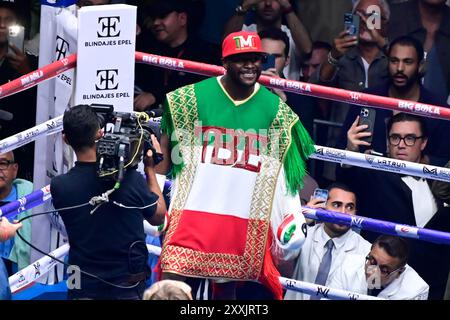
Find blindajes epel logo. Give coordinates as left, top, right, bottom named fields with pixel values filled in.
left=55, top=36, right=69, bottom=61
left=97, top=16, right=121, bottom=38
left=95, top=69, right=119, bottom=91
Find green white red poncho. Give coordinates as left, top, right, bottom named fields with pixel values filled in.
left=159, top=77, right=315, bottom=299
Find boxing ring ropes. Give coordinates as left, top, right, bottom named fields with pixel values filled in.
left=1, top=53, right=450, bottom=300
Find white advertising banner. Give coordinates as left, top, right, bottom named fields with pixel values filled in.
left=32, top=0, right=77, bottom=284
left=74, top=4, right=136, bottom=112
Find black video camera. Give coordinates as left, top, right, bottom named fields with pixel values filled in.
left=90, top=104, right=161, bottom=182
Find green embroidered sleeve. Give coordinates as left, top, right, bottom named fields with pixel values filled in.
left=283, top=119, right=315, bottom=195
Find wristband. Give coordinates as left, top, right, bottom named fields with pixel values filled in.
left=327, top=51, right=340, bottom=67
left=277, top=212, right=307, bottom=250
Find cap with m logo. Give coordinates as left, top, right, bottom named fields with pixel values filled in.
left=222, top=31, right=265, bottom=59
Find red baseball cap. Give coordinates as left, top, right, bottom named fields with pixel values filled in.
left=222, top=31, right=265, bottom=59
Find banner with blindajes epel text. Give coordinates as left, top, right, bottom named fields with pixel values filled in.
left=74, top=4, right=136, bottom=112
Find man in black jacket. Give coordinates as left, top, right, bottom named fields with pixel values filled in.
left=50, top=105, right=166, bottom=299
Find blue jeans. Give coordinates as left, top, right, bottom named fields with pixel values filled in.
left=0, top=258, right=11, bottom=300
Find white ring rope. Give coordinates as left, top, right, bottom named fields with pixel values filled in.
left=8, top=243, right=162, bottom=294
left=0, top=115, right=62, bottom=154
left=9, top=241, right=379, bottom=300
left=9, top=243, right=69, bottom=293
left=311, top=145, right=450, bottom=182
left=280, top=277, right=385, bottom=300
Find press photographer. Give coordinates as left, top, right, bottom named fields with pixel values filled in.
left=50, top=104, right=166, bottom=300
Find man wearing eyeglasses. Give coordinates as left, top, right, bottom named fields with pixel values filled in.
left=329, top=235, right=429, bottom=300
left=0, top=151, right=32, bottom=299
left=339, top=112, right=450, bottom=299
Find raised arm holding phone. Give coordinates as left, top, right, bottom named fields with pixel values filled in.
left=319, top=0, right=389, bottom=84
left=224, top=0, right=312, bottom=80
left=0, top=3, right=34, bottom=76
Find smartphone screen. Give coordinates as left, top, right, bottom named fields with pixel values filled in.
left=358, top=107, right=376, bottom=143
left=313, top=188, right=329, bottom=202
left=8, top=25, right=25, bottom=55
left=344, top=13, right=360, bottom=38
left=262, top=54, right=276, bottom=71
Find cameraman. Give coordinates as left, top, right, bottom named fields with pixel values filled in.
left=50, top=105, right=166, bottom=300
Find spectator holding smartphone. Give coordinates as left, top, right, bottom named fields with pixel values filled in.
left=0, top=1, right=34, bottom=76
left=338, top=36, right=450, bottom=165
left=283, top=182, right=371, bottom=300
left=311, top=0, right=390, bottom=181
left=224, top=0, right=312, bottom=81
left=259, top=28, right=291, bottom=101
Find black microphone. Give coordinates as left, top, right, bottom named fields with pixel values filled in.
left=146, top=109, right=163, bottom=118
left=0, top=110, right=13, bottom=121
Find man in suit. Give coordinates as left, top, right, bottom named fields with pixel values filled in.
left=329, top=235, right=429, bottom=300
left=283, top=182, right=371, bottom=300
left=339, top=112, right=450, bottom=299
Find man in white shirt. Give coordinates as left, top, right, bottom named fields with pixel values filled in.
left=283, top=182, right=371, bottom=300
left=328, top=235, right=429, bottom=300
